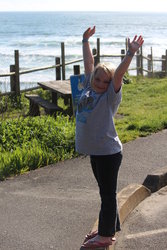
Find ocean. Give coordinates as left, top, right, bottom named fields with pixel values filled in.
left=0, top=11, right=167, bottom=92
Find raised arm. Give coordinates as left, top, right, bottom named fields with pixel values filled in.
left=82, top=26, right=96, bottom=75
left=113, top=35, right=144, bottom=93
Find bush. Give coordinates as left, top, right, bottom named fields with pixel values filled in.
left=0, top=115, right=76, bottom=180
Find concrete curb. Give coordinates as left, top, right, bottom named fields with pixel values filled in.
left=83, top=184, right=151, bottom=250
left=117, top=184, right=151, bottom=225
left=143, top=166, right=167, bottom=193
left=80, top=167, right=167, bottom=250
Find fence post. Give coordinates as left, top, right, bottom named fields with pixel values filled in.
left=140, top=46, right=143, bottom=76
left=53, top=57, right=61, bottom=105
left=121, top=49, right=125, bottom=61
left=136, top=48, right=143, bottom=76
left=125, top=38, right=128, bottom=52
left=61, top=42, right=65, bottom=80
left=161, top=50, right=167, bottom=77
left=14, top=50, right=20, bottom=95
left=165, top=50, right=167, bottom=76
left=92, top=48, right=98, bottom=66
left=147, top=54, right=152, bottom=77
left=161, top=55, right=166, bottom=77
left=96, top=38, right=100, bottom=64
left=150, top=47, right=154, bottom=77
left=73, top=65, right=80, bottom=75
left=10, top=64, right=16, bottom=94
left=10, top=64, right=21, bottom=106
left=55, top=57, right=61, bottom=80
left=136, top=50, right=140, bottom=76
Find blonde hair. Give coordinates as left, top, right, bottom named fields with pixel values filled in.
left=91, top=62, right=116, bottom=83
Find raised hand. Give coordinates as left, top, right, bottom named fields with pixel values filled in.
left=83, top=26, right=96, bottom=40
left=128, top=35, right=144, bottom=54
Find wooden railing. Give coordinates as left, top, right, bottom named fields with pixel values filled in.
left=0, top=38, right=167, bottom=97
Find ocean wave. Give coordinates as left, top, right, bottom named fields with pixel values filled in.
left=1, top=11, right=167, bottom=88
left=10, top=40, right=62, bottom=48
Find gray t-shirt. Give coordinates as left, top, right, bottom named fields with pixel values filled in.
left=75, top=73, right=122, bottom=155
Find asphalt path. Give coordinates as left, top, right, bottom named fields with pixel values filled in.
left=0, top=129, right=166, bottom=250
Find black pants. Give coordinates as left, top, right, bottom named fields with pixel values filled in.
left=90, top=152, right=123, bottom=237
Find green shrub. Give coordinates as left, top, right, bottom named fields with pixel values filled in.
left=0, top=114, right=76, bottom=180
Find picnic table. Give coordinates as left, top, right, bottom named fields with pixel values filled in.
left=25, top=80, right=73, bottom=116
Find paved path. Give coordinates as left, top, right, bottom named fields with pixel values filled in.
left=0, top=129, right=166, bottom=250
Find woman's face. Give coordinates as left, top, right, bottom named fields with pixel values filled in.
left=91, top=68, right=111, bottom=93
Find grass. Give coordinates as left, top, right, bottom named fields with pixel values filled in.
left=115, top=76, right=167, bottom=142
left=0, top=76, right=167, bottom=180
left=0, top=115, right=76, bottom=180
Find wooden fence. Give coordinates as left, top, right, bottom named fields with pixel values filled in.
left=0, top=38, right=167, bottom=97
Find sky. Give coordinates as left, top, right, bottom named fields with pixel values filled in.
left=0, top=0, right=167, bottom=12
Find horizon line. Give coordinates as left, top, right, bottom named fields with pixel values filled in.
left=0, top=10, right=167, bottom=13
